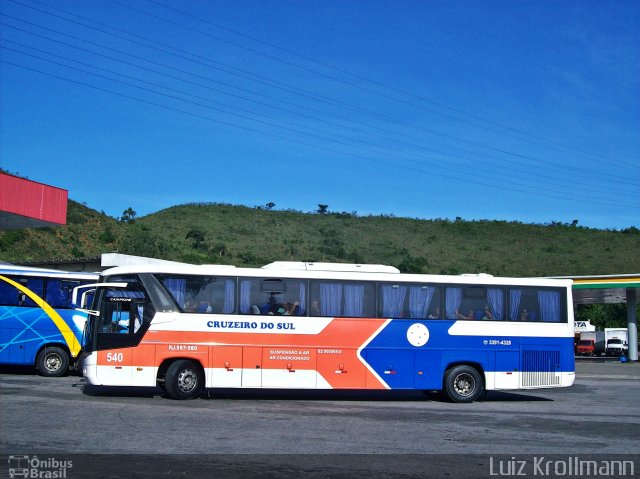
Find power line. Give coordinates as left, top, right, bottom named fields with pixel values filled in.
left=7, top=0, right=637, bottom=179
left=2, top=1, right=637, bottom=216
left=3, top=33, right=636, bottom=198
left=132, top=0, right=635, bottom=170
left=1, top=9, right=636, bottom=191
left=1, top=55, right=636, bottom=209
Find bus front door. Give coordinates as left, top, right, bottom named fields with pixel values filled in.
left=93, top=302, right=137, bottom=386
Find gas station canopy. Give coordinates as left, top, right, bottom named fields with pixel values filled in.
left=570, top=275, right=640, bottom=305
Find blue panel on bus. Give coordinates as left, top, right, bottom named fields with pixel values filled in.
left=360, top=319, right=574, bottom=389
left=362, top=348, right=415, bottom=389
left=0, top=307, right=84, bottom=366
left=414, top=349, right=444, bottom=390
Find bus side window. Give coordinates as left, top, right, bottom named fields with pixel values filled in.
left=45, top=279, right=79, bottom=309
left=309, top=280, right=374, bottom=318
left=0, top=277, right=41, bottom=307
left=0, top=280, right=17, bottom=306
left=238, top=278, right=307, bottom=316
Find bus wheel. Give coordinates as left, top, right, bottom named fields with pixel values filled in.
left=36, top=347, right=69, bottom=377
left=164, top=360, right=204, bottom=400
left=444, top=365, right=483, bottom=403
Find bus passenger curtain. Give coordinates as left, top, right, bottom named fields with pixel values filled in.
left=298, top=282, right=306, bottom=315
left=344, top=284, right=364, bottom=317
left=239, top=280, right=251, bottom=313
left=381, top=285, right=406, bottom=317
left=509, top=289, right=521, bottom=321
left=320, top=283, right=342, bottom=316
left=538, top=291, right=560, bottom=322
left=409, top=286, right=434, bottom=318
left=320, top=283, right=365, bottom=317
left=446, top=287, right=462, bottom=319
left=487, top=288, right=504, bottom=320
left=163, top=278, right=187, bottom=308
left=107, top=290, right=145, bottom=299
left=222, top=280, right=235, bottom=314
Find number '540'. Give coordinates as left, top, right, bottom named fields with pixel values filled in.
left=106, top=352, right=124, bottom=362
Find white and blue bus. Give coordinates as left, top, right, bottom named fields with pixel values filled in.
left=0, top=265, right=97, bottom=376
left=78, top=262, right=575, bottom=402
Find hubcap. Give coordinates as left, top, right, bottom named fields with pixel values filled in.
left=453, top=373, right=475, bottom=397
left=177, top=368, right=198, bottom=393
left=45, top=353, right=62, bottom=372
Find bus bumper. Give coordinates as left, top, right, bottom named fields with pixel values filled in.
left=83, top=352, right=99, bottom=385
left=564, top=371, right=576, bottom=387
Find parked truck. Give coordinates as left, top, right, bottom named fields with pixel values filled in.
left=604, top=328, right=628, bottom=357
left=576, top=331, right=605, bottom=356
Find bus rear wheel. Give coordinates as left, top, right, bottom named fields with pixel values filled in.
left=444, top=365, right=483, bottom=403
left=164, top=360, right=204, bottom=400
left=36, top=346, right=69, bottom=377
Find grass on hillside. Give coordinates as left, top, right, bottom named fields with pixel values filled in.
left=1, top=201, right=638, bottom=277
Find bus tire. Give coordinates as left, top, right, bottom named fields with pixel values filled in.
left=36, top=346, right=69, bottom=377
left=444, top=365, right=483, bottom=403
left=75, top=352, right=86, bottom=377
left=164, top=360, right=204, bottom=400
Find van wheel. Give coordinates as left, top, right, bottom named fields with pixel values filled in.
left=164, top=360, right=204, bottom=400
left=36, top=347, right=69, bottom=377
left=444, top=365, right=483, bottom=403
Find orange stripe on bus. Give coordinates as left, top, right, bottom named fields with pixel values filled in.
left=96, top=318, right=389, bottom=388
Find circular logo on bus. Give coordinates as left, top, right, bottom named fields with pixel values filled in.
left=407, top=323, right=429, bottom=347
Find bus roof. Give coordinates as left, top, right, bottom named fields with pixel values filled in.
left=98, top=262, right=573, bottom=288
left=0, top=264, right=98, bottom=280
left=262, top=261, right=400, bottom=274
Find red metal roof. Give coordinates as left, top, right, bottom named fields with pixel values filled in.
left=0, top=173, right=68, bottom=229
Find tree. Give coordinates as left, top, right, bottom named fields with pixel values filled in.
left=212, top=242, right=227, bottom=258
left=120, top=207, right=137, bottom=224
left=266, top=202, right=276, bottom=210
left=575, top=304, right=631, bottom=329
left=398, top=255, right=428, bottom=273
left=98, top=226, right=116, bottom=244
left=317, top=204, right=329, bottom=215
left=185, top=229, right=206, bottom=250
left=121, top=224, right=169, bottom=258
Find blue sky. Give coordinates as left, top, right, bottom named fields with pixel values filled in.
left=1, top=0, right=638, bottom=230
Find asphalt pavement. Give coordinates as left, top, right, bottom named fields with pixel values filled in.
left=1, top=360, right=638, bottom=478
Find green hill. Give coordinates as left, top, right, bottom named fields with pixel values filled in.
left=1, top=200, right=638, bottom=277
left=0, top=201, right=123, bottom=261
